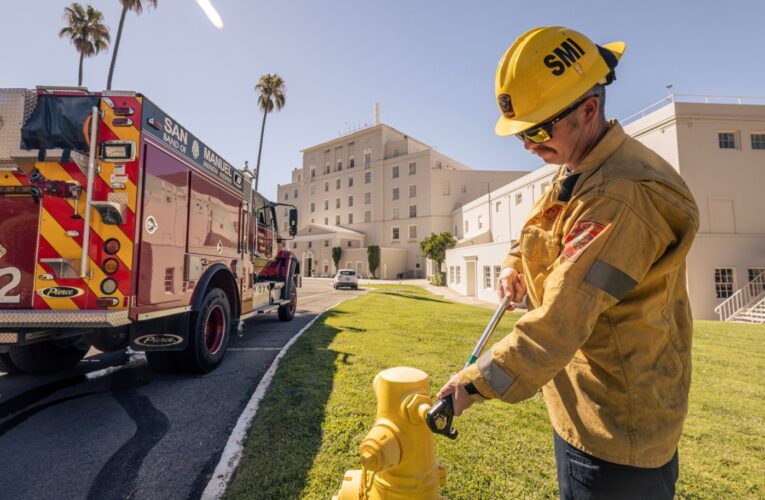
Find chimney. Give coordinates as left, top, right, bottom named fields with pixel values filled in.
left=373, top=102, right=380, bottom=126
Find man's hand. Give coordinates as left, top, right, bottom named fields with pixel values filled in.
left=496, top=267, right=527, bottom=310
left=436, top=373, right=474, bottom=417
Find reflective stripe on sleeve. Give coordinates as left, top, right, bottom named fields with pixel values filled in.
left=584, top=259, right=638, bottom=300
left=477, top=351, right=515, bottom=397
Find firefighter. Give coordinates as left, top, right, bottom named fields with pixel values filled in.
left=437, top=27, right=699, bottom=499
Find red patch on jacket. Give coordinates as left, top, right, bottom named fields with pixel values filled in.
left=542, top=205, right=563, bottom=222
left=561, top=221, right=606, bottom=262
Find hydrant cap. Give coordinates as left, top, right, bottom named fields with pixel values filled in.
left=378, top=367, right=428, bottom=385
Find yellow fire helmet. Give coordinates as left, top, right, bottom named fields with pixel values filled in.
left=495, top=26, right=626, bottom=136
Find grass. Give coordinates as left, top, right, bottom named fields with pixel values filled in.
left=226, top=285, right=765, bottom=499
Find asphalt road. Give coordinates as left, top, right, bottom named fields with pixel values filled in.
left=0, top=278, right=362, bottom=500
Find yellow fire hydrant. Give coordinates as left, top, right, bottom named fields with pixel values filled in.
left=333, top=366, right=447, bottom=499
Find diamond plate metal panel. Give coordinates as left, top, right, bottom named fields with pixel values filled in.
left=0, top=310, right=131, bottom=328
left=0, top=333, right=18, bottom=344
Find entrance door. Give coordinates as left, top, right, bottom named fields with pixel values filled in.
left=466, top=261, right=476, bottom=296
left=306, top=258, right=313, bottom=276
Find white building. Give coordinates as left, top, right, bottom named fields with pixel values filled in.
left=445, top=96, right=765, bottom=321
left=277, top=123, right=525, bottom=278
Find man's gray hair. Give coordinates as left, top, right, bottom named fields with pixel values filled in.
left=587, top=84, right=607, bottom=120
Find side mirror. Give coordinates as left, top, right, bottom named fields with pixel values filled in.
left=288, top=208, right=298, bottom=236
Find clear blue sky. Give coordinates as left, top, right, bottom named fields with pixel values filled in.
left=2, top=0, right=764, bottom=200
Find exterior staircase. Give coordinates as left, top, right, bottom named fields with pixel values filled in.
left=715, top=271, right=765, bottom=324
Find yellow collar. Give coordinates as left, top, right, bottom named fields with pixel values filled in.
left=564, top=120, right=626, bottom=176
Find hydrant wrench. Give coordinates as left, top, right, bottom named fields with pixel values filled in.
left=426, top=295, right=511, bottom=439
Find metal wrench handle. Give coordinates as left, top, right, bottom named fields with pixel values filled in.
left=464, top=295, right=511, bottom=368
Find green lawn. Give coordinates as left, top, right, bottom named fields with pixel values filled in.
left=227, top=285, right=765, bottom=499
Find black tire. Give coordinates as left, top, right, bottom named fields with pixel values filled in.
left=0, top=352, right=22, bottom=374
left=278, top=286, right=297, bottom=322
left=8, top=339, right=89, bottom=373
left=177, top=288, right=231, bottom=373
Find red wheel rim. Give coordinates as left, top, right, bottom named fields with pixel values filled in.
left=205, top=305, right=225, bottom=355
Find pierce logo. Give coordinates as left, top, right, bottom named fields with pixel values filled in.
left=134, top=334, right=183, bottom=347
left=498, top=94, right=514, bottom=118
left=39, top=286, right=84, bottom=298
left=543, top=37, right=586, bottom=76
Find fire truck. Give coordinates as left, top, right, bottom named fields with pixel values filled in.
left=0, top=87, right=300, bottom=374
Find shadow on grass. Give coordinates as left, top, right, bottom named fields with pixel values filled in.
left=227, top=310, right=349, bottom=499
left=371, top=290, right=450, bottom=304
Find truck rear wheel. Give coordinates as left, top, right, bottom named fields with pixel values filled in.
left=7, top=339, right=90, bottom=373
left=278, top=286, right=297, bottom=322
left=178, top=287, right=231, bottom=373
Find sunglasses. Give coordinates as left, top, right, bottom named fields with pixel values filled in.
left=515, top=95, right=594, bottom=143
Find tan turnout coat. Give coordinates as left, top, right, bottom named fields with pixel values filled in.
left=459, top=122, right=699, bottom=467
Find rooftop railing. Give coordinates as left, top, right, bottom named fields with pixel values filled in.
left=621, top=93, right=765, bottom=126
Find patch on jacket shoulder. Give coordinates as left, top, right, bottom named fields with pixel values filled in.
left=560, top=221, right=606, bottom=262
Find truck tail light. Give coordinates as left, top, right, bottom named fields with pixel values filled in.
left=102, top=258, right=119, bottom=275
left=104, top=238, right=120, bottom=255
left=100, top=278, right=118, bottom=295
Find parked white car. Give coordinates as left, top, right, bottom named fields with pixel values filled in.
left=333, top=269, right=359, bottom=290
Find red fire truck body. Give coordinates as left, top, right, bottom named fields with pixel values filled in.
left=0, top=87, right=300, bottom=374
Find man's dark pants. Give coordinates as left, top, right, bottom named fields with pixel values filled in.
left=554, top=431, right=679, bottom=499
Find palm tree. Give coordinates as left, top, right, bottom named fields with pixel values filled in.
left=254, top=74, right=286, bottom=192
left=106, top=0, right=159, bottom=90
left=59, top=3, right=110, bottom=86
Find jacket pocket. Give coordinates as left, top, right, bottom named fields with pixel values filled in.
left=520, top=225, right=561, bottom=268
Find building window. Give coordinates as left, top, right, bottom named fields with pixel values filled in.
left=493, top=266, right=501, bottom=288
left=364, top=211, right=371, bottom=222
left=365, top=192, right=371, bottom=204
left=718, top=131, right=737, bottom=149
left=292, top=242, right=297, bottom=249
left=461, top=184, right=467, bottom=193
left=478, top=215, right=483, bottom=229
left=456, top=266, right=461, bottom=284
left=409, top=205, right=417, bottom=218
left=348, top=196, right=354, bottom=207
left=714, top=268, right=735, bottom=299
left=408, top=225, right=417, bottom=239
left=348, top=213, right=353, bottom=224
left=324, top=217, right=328, bottom=225
left=336, top=215, right=341, bottom=225
left=409, top=162, right=416, bottom=175
left=310, top=202, right=315, bottom=213
left=310, top=167, right=316, bottom=179
left=365, top=172, right=371, bottom=184
left=283, top=192, right=289, bottom=200
left=751, top=133, right=765, bottom=150
left=348, top=177, right=354, bottom=187
left=336, top=198, right=341, bottom=209
left=443, top=181, right=450, bottom=195
left=310, top=184, right=316, bottom=195
left=324, top=181, right=329, bottom=192
left=336, top=178, right=341, bottom=189
left=349, top=158, right=355, bottom=168
left=293, top=189, right=298, bottom=198
left=324, top=200, right=329, bottom=210
left=748, top=267, right=765, bottom=294
left=324, top=262, right=329, bottom=274
left=464, top=220, right=469, bottom=233
left=392, top=226, right=400, bottom=240
left=393, top=166, right=399, bottom=178
left=392, top=207, right=400, bottom=219
left=324, top=240, right=329, bottom=247
left=515, top=193, right=523, bottom=205
left=392, top=188, right=399, bottom=201
left=308, top=241, right=312, bottom=248
left=495, top=201, right=501, bottom=212
left=393, top=148, right=399, bottom=157
left=483, top=266, right=491, bottom=289
left=364, top=148, right=372, bottom=168
left=409, top=185, right=416, bottom=198
left=449, top=266, right=454, bottom=283
left=337, top=161, right=343, bottom=171
left=325, top=165, right=331, bottom=174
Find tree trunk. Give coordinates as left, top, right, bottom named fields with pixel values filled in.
left=78, top=52, right=84, bottom=86
left=254, top=109, right=268, bottom=193
left=106, top=5, right=128, bottom=91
